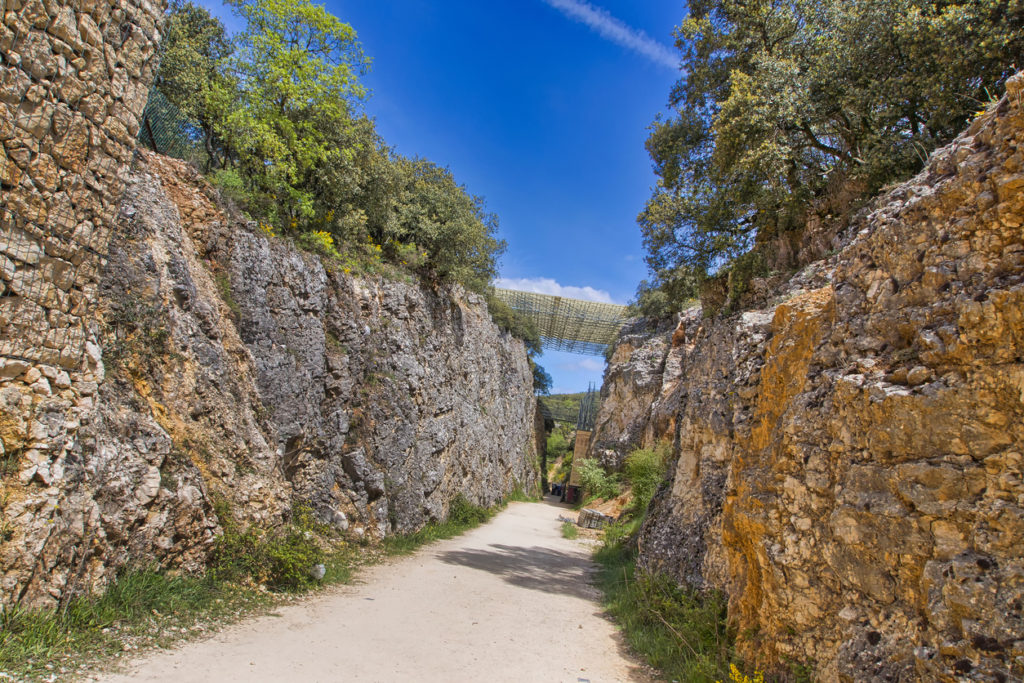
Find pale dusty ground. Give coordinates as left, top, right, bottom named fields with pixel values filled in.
left=95, top=499, right=650, bottom=683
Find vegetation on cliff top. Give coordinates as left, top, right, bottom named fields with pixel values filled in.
left=636, top=0, right=1024, bottom=316
left=156, top=0, right=504, bottom=296
left=155, top=0, right=546, bottom=383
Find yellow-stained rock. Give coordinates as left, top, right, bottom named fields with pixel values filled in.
left=594, top=74, right=1024, bottom=681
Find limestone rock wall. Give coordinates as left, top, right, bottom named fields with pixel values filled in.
left=1, top=151, right=540, bottom=607
left=0, top=0, right=165, bottom=607
left=593, top=75, right=1024, bottom=681
left=587, top=318, right=672, bottom=468
left=0, top=0, right=162, bottom=369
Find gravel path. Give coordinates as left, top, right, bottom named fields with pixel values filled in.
left=96, top=499, right=650, bottom=683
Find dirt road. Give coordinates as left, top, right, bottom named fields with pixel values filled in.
left=97, top=499, right=649, bottom=682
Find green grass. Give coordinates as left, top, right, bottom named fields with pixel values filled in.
left=560, top=521, right=579, bottom=539
left=0, top=493, right=514, bottom=680
left=0, top=571, right=275, bottom=681
left=594, top=536, right=734, bottom=683
left=383, top=495, right=495, bottom=556
left=0, top=536, right=372, bottom=682
left=214, top=272, right=241, bottom=318
left=0, top=505, right=366, bottom=681
left=505, top=484, right=540, bottom=503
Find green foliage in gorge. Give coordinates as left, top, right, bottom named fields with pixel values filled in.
left=546, top=429, right=570, bottom=460
left=622, top=441, right=671, bottom=517
left=640, top=0, right=1024, bottom=309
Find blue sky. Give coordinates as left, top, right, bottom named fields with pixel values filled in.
left=199, top=0, right=683, bottom=393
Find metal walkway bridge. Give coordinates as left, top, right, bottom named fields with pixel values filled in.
left=494, top=289, right=631, bottom=356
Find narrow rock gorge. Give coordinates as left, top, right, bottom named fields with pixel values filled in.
left=589, top=74, right=1024, bottom=681
left=1, top=151, right=540, bottom=607
left=0, top=0, right=540, bottom=615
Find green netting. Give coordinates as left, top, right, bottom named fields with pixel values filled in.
left=138, top=88, right=208, bottom=164
left=537, top=399, right=581, bottom=423
left=494, top=289, right=630, bottom=356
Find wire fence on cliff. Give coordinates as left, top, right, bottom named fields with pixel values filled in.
left=0, top=3, right=122, bottom=367
left=138, top=88, right=209, bottom=165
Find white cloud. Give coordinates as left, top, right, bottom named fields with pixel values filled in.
left=577, top=357, right=606, bottom=372
left=494, top=276, right=620, bottom=304
left=556, top=356, right=606, bottom=372
left=540, top=0, right=678, bottom=70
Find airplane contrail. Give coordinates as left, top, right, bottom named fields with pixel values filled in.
left=540, top=0, right=678, bottom=70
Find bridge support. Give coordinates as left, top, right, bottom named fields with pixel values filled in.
left=565, top=429, right=591, bottom=504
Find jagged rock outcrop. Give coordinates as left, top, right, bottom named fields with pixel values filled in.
left=592, top=74, right=1024, bottom=681
left=0, top=151, right=540, bottom=608
left=587, top=319, right=672, bottom=468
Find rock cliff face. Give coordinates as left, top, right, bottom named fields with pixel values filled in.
left=588, top=319, right=672, bottom=468
left=0, top=151, right=540, bottom=607
left=591, top=75, right=1024, bottom=681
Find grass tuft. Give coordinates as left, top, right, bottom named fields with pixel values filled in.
left=504, top=485, right=540, bottom=503
left=560, top=521, right=579, bottom=539
left=0, top=571, right=274, bottom=681
left=383, top=495, right=496, bottom=556
left=594, top=541, right=734, bottom=682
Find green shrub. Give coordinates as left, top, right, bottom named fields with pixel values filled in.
left=623, top=441, right=671, bottom=516
left=561, top=521, right=579, bottom=539
left=210, top=502, right=325, bottom=592
left=602, top=515, right=643, bottom=548
left=296, top=229, right=342, bottom=260
left=209, top=167, right=251, bottom=207
left=447, top=495, right=491, bottom=526
left=579, top=459, right=621, bottom=500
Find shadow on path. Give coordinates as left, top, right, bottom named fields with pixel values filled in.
left=540, top=493, right=575, bottom=509
left=437, top=543, right=599, bottom=601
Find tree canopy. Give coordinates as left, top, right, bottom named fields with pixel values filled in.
left=640, top=0, right=1024, bottom=314
left=154, top=0, right=506, bottom=300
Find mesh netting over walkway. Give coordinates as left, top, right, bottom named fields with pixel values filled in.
left=494, top=289, right=630, bottom=356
